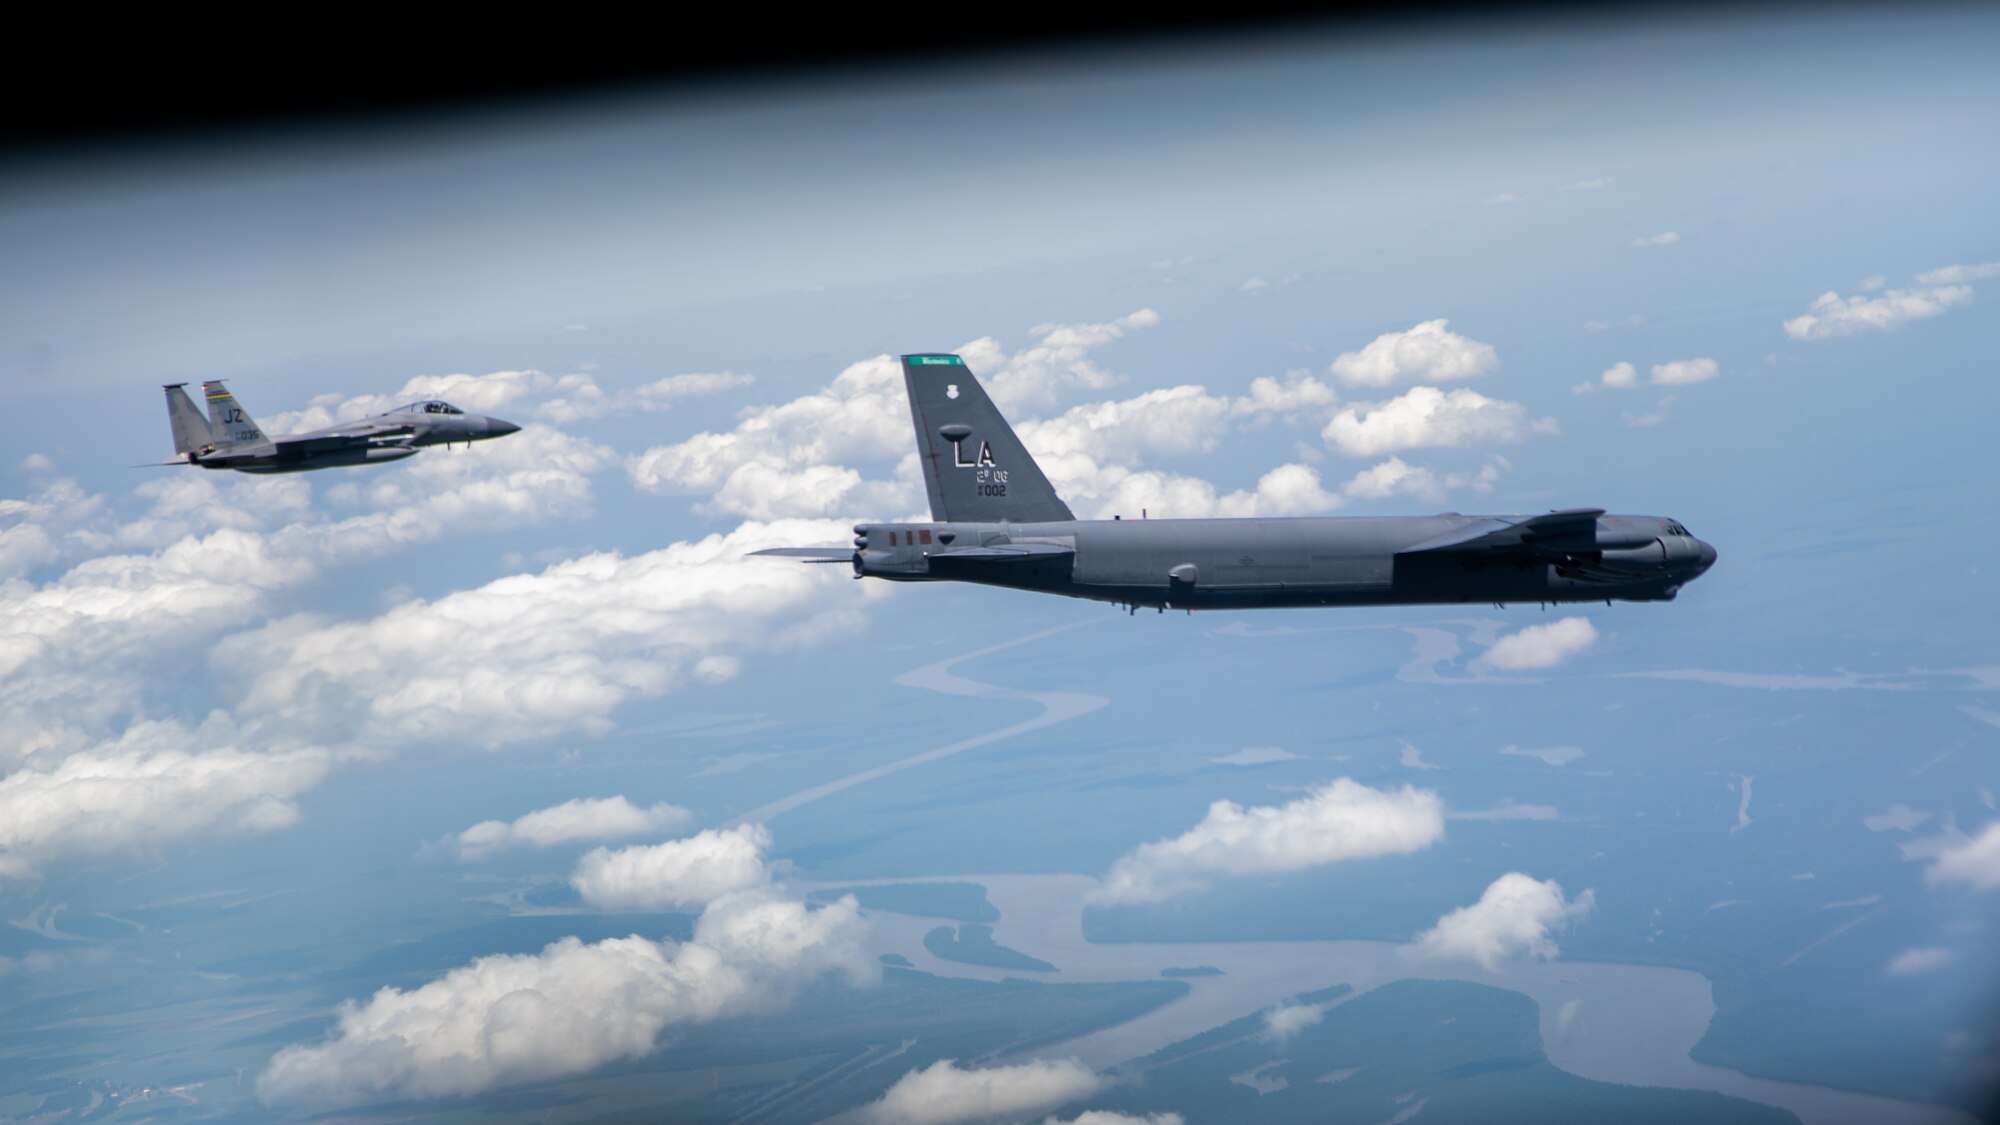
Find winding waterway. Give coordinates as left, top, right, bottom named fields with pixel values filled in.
left=811, top=872, right=1973, bottom=1125
left=768, top=625, right=1975, bottom=1125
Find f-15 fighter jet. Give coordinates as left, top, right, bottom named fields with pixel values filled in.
left=158, top=380, right=520, bottom=473
left=756, top=354, right=1716, bottom=612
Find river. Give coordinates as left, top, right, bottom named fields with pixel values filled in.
left=770, top=626, right=1977, bottom=1125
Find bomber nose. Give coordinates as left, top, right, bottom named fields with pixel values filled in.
left=1695, top=539, right=1717, bottom=573
left=485, top=417, right=522, bottom=438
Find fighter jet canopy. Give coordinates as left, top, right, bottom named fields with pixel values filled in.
left=392, top=401, right=466, bottom=415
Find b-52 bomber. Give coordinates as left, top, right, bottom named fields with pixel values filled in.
left=158, top=380, right=520, bottom=473
left=756, top=354, right=1717, bottom=612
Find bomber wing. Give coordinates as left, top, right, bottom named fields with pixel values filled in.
left=928, top=542, right=1076, bottom=563
left=1398, top=509, right=1605, bottom=556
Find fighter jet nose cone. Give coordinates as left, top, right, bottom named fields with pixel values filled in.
left=488, top=418, right=522, bottom=437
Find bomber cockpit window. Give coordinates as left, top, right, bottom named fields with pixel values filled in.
left=1665, top=521, right=1689, bottom=536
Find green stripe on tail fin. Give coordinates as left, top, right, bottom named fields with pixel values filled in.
left=200, top=380, right=268, bottom=449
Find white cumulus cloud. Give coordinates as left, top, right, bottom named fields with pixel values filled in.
left=538, top=371, right=756, bottom=424
left=278, top=426, right=618, bottom=570
left=216, top=519, right=868, bottom=747
left=0, top=476, right=106, bottom=578
left=0, top=396, right=633, bottom=875
left=1887, top=948, right=1953, bottom=975
left=0, top=717, right=331, bottom=880
left=1094, top=778, right=1445, bottom=904
left=1413, top=872, right=1594, bottom=969
left=1263, top=1001, right=1324, bottom=1041
left=1231, top=369, right=1340, bottom=417
left=259, top=882, right=873, bottom=1107
left=1600, top=361, right=1638, bottom=390
left=1914, top=262, right=2000, bottom=285
left=260, top=369, right=566, bottom=434
left=1478, top=617, right=1598, bottom=672
left=1215, top=463, right=1345, bottom=518
left=860, top=1058, right=1105, bottom=1125
left=1783, top=284, right=1972, bottom=339
left=453, top=797, right=692, bottom=861
left=1863, top=804, right=1932, bottom=833
left=978, top=309, right=1162, bottom=412
left=571, top=824, right=774, bottom=911
left=1649, top=358, right=1718, bottom=386
left=1340, top=456, right=1503, bottom=504
left=1328, top=320, right=1498, bottom=388
left=620, top=323, right=1434, bottom=526
left=261, top=363, right=741, bottom=432
left=625, top=313, right=1161, bottom=520
left=623, top=353, right=928, bottom=516
left=1020, top=384, right=1235, bottom=467
left=0, top=526, right=326, bottom=790
left=1925, top=822, right=2000, bottom=890
left=1322, top=387, right=1554, bottom=458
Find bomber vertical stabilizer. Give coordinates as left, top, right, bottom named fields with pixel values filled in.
left=902, top=354, right=1073, bottom=523
left=163, top=383, right=215, bottom=457
left=201, top=380, right=269, bottom=450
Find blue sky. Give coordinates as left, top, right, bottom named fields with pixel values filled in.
left=2, top=8, right=1997, bottom=1121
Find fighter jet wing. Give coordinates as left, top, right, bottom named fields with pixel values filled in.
left=1398, top=509, right=1605, bottom=555
left=292, top=420, right=419, bottom=453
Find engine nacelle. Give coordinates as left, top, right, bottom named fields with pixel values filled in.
left=1595, top=541, right=1665, bottom=570
left=1589, top=536, right=1701, bottom=571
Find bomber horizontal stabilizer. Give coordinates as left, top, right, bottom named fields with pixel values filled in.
left=1397, top=508, right=1606, bottom=555
left=751, top=547, right=855, bottom=561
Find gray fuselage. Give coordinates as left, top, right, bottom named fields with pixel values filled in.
left=852, top=513, right=1716, bottom=610
left=164, top=382, right=522, bottom=475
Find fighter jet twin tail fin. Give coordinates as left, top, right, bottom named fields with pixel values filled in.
left=160, top=380, right=270, bottom=461
left=162, top=384, right=216, bottom=461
